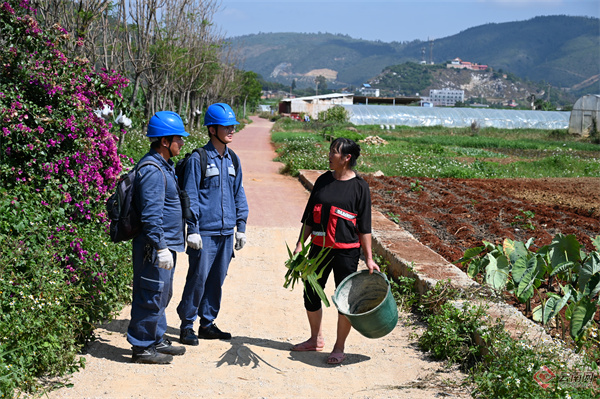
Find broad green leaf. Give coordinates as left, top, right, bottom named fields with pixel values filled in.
left=537, top=244, right=551, bottom=258
left=549, top=233, right=581, bottom=267
left=565, top=301, right=576, bottom=321
left=583, top=274, right=600, bottom=300
left=503, top=238, right=528, bottom=266
left=542, top=294, right=565, bottom=325
left=467, top=258, right=482, bottom=279
left=516, top=256, right=540, bottom=302
left=485, top=253, right=509, bottom=291
left=456, top=246, right=483, bottom=265
left=482, top=240, right=495, bottom=251
left=532, top=304, right=543, bottom=323
left=578, top=252, right=600, bottom=292
left=516, top=284, right=534, bottom=303
left=511, top=256, right=529, bottom=285
left=525, top=237, right=535, bottom=249
left=569, top=297, right=597, bottom=342
left=592, top=236, right=600, bottom=252
left=564, top=284, right=583, bottom=304
left=550, top=261, right=575, bottom=277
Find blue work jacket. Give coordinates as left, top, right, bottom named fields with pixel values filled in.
left=183, top=141, right=248, bottom=236
left=134, top=149, right=185, bottom=252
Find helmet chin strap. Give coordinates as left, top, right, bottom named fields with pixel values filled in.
left=165, top=136, right=174, bottom=158
left=212, top=126, right=228, bottom=146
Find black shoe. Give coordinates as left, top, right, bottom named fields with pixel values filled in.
left=132, top=345, right=173, bottom=364
left=198, top=323, right=231, bottom=340
left=156, top=337, right=186, bottom=356
left=180, top=328, right=199, bottom=346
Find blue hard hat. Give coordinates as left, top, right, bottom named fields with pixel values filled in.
left=203, top=103, right=239, bottom=126
left=147, top=111, right=189, bottom=137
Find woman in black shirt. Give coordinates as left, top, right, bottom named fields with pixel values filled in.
left=291, top=137, right=379, bottom=365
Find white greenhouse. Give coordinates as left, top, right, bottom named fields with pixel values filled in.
left=568, top=94, right=600, bottom=137
left=341, top=104, right=570, bottom=130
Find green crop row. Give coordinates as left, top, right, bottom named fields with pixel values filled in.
left=271, top=119, right=600, bottom=179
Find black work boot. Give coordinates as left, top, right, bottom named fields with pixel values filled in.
left=132, top=345, right=173, bottom=364
left=180, top=328, right=199, bottom=346
left=198, top=323, right=231, bottom=340
left=156, top=337, right=186, bottom=356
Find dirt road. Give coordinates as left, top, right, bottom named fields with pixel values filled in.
left=47, top=117, right=467, bottom=399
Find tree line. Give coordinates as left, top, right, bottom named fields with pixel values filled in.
left=32, top=0, right=262, bottom=128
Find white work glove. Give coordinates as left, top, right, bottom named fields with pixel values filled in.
left=187, top=233, right=202, bottom=250
left=235, top=232, right=247, bottom=250
left=157, top=248, right=174, bottom=270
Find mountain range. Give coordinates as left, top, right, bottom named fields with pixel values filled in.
left=229, top=15, right=599, bottom=97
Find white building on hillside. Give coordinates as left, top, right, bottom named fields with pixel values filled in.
left=425, top=89, right=465, bottom=107
left=359, top=84, right=380, bottom=97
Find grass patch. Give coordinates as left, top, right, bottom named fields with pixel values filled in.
left=271, top=119, right=600, bottom=179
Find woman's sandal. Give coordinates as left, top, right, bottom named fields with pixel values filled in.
left=326, top=352, right=347, bottom=365
left=291, top=340, right=325, bottom=352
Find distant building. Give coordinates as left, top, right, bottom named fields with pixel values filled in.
left=427, top=89, right=465, bottom=107
left=359, top=83, right=380, bottom=97
left=447, top=57, right=488, bottom=71
left=278, top=93, right=354, bottom=120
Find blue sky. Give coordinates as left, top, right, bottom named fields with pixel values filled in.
left=214, top=0, right=600, bottom=42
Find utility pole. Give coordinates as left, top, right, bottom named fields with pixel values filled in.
left=429, top=37, right=434, bottom=64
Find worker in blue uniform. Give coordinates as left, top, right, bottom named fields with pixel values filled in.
left=177, top=103, right=249, bottom=345
left=127, top=111, right=188, bottom=364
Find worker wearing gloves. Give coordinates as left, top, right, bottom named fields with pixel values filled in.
left=127, top=111, right=188, bottom=364
left=177, top=103, right=249, bottom=345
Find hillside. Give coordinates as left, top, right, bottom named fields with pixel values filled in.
left=229, top=16, right=599, bottom=96
left=369, top=63, right=570, bottom=107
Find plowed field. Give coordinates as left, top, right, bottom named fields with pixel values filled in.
left=363, top=176, right=600, bottom=263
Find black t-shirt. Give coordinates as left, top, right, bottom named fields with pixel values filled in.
left=301, top=171, right=372, bottom=247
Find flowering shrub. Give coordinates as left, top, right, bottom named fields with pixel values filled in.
left=0, top=0, right=131, bottom=394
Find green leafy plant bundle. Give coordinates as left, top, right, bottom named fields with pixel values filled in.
left=284, top=236, right=332, bottom=307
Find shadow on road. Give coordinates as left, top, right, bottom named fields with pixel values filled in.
left=81, top=336, right=131, bottom=364
left=83, top=318, right=184, bottom=364
left=217, top=335, right=370, bottom=369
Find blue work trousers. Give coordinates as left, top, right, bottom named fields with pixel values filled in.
left=127, top=240, right=177, bottom=349
left=177, top=234, right=233, bottom=330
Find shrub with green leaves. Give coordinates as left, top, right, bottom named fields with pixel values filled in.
left=318, top=105, right=349, bottom=124
left=1, top=0, right=131, bottom=394
left=471, top=330, right=599, bottom=399
left=419, top=301, right=488, bottom=368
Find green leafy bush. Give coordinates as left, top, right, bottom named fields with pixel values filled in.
left=0, top=1, right=131, bottom=394
left=318, top=106, right=349, bottom=124
left=419, top=302, right=488, bottom=368
left=472, top=330, right=598, bottom=399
